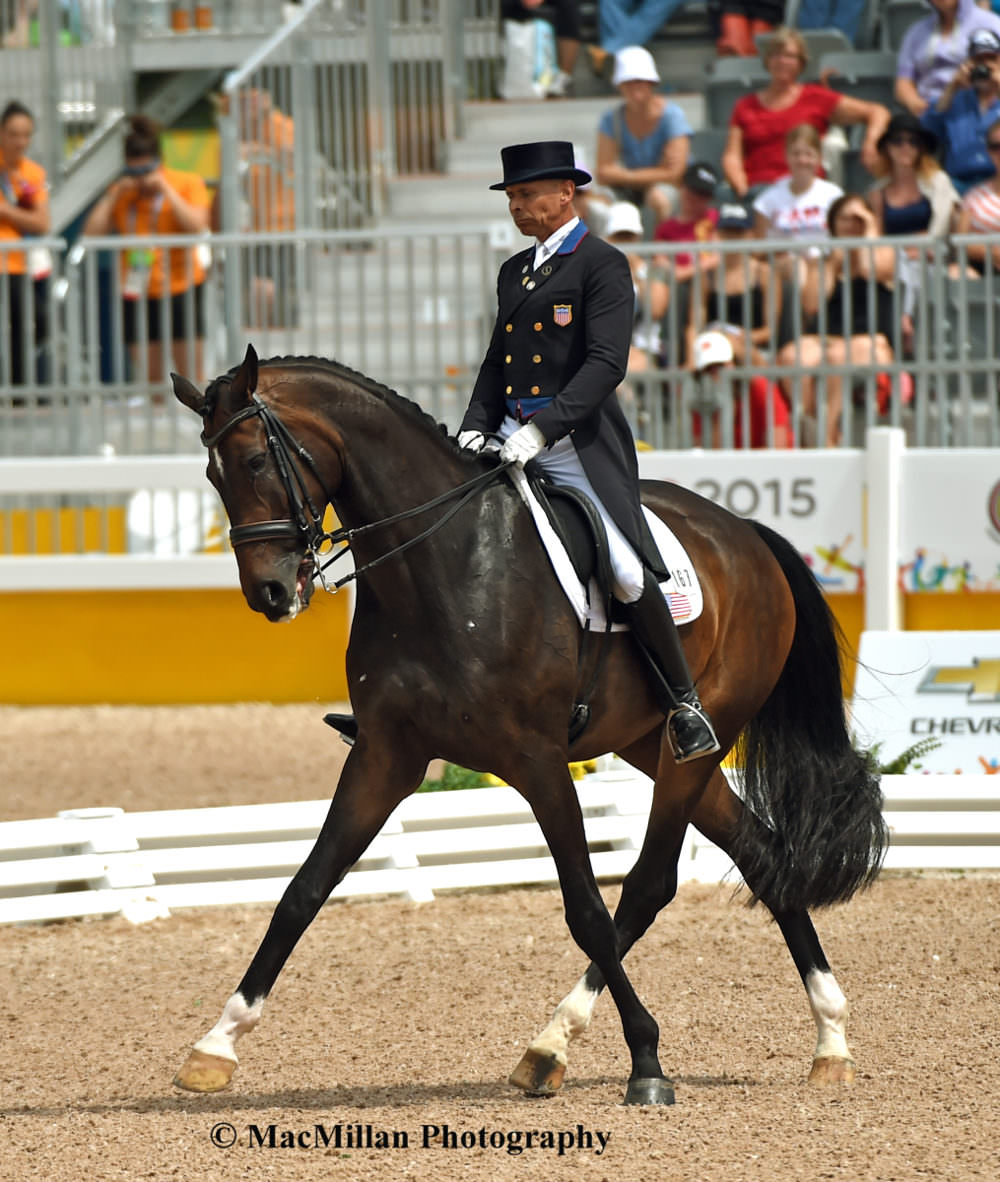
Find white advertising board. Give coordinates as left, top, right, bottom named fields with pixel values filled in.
left=852, top=630, right=1000, bottom=773
left=899, top=450, right=1000, bottom=592
left=639, top=449, right=866, bottom=594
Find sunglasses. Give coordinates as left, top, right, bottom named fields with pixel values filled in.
left=988, top=140, right=1000, bottom=152
left=886, top=133, right=922, bottom=148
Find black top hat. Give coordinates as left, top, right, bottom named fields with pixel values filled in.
left=876, top=111, right=937, bottom=157
left=489, top=141, right=592, bottom=190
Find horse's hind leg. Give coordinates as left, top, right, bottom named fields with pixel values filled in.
left=517, top=748, right=674, bottom=1105
left=693, top=768, right=856, bottom=1086
left=173, top=735, right=427, bottom=1093
left=512, top=737, right=702, bottom=1098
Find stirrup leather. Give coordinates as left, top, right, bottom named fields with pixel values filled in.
left=666, top=699, right=720, bottom=764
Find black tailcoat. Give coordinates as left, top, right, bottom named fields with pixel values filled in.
left=460, top=221, right=666, bottom=577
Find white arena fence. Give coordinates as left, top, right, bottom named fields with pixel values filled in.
left=2, top=770, right=998, bottom=926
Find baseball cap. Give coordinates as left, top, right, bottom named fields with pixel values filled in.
left=612, top=46, right=660, bottom=87
left=693, top=330, right=735, bottom=371
left=605, top=201, right=643, bottom=238
left=969, top=28, right=1000, bottom=56
left=682, top=161, right=719, bottom=197
left=717, top=201, right=753, bottom=230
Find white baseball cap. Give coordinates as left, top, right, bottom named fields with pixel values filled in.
left=693, top=330, right=735, bottom=370
left=612, top=46, right=660, bottom=87
left=605, top=201, right=643, bottom=239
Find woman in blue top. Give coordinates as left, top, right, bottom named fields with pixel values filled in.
left=595, top=46, right=691, bottom=228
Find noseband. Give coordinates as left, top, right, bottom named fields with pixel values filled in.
left=201, top=393, right=511, bottom=593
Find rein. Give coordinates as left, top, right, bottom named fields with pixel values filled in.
left=201, top=394, right=511, bottom=592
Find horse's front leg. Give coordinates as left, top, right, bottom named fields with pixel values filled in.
left=517, top=748, right=674, bottom=1106
left=173, top=733, right=426, bottom=1093
left=511, top=742, right=703, bottom=1097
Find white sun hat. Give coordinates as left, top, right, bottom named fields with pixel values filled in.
left=612, top=46, right=660, bottom=87
left=605, top=201, right=643, bottom=238
left=693, top=330, right=735, bottom=371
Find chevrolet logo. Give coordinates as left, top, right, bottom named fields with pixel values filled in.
left=918, top=659, right=1000, bottom=702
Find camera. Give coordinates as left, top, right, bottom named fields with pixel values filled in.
left=971, top=62, right=993, bottom=82
left=122, top=161, right=158, bottom=178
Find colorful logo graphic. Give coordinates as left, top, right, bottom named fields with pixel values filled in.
left=918, top=658, right=1000, bottom=701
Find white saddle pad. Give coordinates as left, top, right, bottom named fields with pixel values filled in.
left=509, top=468, right=704, bottom=631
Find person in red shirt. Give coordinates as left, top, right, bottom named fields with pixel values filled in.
left=721, top=27, right=889, bottom=198
left=690, top=329, right=792, bottom=448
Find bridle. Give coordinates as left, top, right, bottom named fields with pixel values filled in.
left=201, top=393, right=510, bottom=593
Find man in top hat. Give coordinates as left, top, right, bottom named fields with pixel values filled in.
left=457, top=140, right=719, bottom=763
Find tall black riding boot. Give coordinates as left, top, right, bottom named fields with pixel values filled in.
left=624, top=568, right=721, bottom=763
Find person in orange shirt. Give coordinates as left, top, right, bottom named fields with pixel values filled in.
left=0, top=100, right=50, bottom=387
left=83, top=114, right=211, bottom=383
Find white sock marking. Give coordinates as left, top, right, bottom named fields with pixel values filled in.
left=806, top=968, right=851, bottom=1061
left=527, top=974, right=600, bottom=1063
left=192, top=992, right=264, bottom=1063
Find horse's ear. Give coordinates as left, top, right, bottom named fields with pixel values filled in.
left=230, top=343, right=259, bottom=400
left=170, top=372, right=205, bottom=415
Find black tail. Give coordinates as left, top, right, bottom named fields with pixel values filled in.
left=732, top=521, right=887, bottom=912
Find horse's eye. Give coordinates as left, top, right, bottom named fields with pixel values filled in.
left=248, top=453, right=268, bottom=475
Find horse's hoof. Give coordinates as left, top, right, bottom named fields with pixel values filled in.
left=173, top=1049, right=237, bottom=1092
left=509, top=1047, right=566, bottom=1096
left=808, top=1055, right=856, bottom=1086
left=623, top=1076, right=675, bottom=1106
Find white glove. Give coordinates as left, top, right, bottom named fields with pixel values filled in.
left=499, top=421, right=546, bottom=467
left=457, top=429, right=486, bottom=453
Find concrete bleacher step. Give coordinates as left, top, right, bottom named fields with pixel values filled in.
left=387, top=91, right=706, bottom=226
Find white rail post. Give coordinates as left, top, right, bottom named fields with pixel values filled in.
left=865, top=426, right=905, bottom=632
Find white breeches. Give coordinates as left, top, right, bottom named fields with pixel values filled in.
left=498, top=415, right=645, bottom=603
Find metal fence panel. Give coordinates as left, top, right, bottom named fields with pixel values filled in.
left=6, top=230, right=1000, bottom=459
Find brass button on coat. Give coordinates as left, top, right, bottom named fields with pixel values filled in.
left=505, top=354, right=512, bottom=363
left=533, top=322, right=542, bottom=330
left=505, top=385, right=512, bottom=394
left=505, top=323, right=512, bottom=332
left=532, top=354, right=541, bottom=363
left=530, top=385, right=540, bottom=395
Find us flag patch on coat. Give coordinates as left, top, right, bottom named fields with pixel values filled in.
left=553, top=304, right=572, bottom=326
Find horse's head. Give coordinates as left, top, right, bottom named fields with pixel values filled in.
left=172, top=345, right=336, bottom=622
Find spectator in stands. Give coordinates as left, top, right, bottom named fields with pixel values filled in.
left=605, top=200, right=665, bottom=412
left=714, top=2, right=783, bottom=58
left=722, top=27, right=889, bottom=199
left=956, top=115, right=1000, bottom=270
left=686, top=200, right=781, bottom=368
left=795, top=0, right=868, bottom=45
left=895, top=0, right=1000, bottom=117
left=501, top=0, right=581, bottom=97
left=83, top=114, right=211, bottom=383
left=595, top=46, right=691, bottom=226
left=753, top=124, right=843, bottom=283
left=921, top=28, right=1000, bottom=193
left=213, top=87, right=297, bottom=327
left=776, top=194, right=897, bottom=446
left=587, top=1, right=689, bottom=76
left=690, top=329, right=792, bottom=448
left=869, top=113, right=959, bottom=353
left=0, top=98, right=50, bottom=387
left=652, top=161, right=720, bottom=283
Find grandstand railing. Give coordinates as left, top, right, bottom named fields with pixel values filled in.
left=4, top=229, right=1000, bottom=456
left=5, top=0, right=498, bottom=214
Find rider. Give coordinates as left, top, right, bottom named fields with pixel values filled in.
left=457, top=140, right=719, bottom=763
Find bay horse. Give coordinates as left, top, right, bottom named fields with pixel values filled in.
left=170, top=346, right=886, bottom=1106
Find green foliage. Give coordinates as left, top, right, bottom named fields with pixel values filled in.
left=417, top=763, right=493, bottom=792
left=867, top=736, right=943, bottom=775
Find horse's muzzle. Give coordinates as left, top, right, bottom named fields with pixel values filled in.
left=243, top=553, right=315, bottom=622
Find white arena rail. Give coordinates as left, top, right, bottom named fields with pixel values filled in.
left=2, top=772, right=999, bottom=926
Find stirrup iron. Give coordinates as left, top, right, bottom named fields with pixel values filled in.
left=665, top=697, right=720, bottom=764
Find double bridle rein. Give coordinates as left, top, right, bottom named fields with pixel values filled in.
left=201, top=393, right=509, bottom=593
